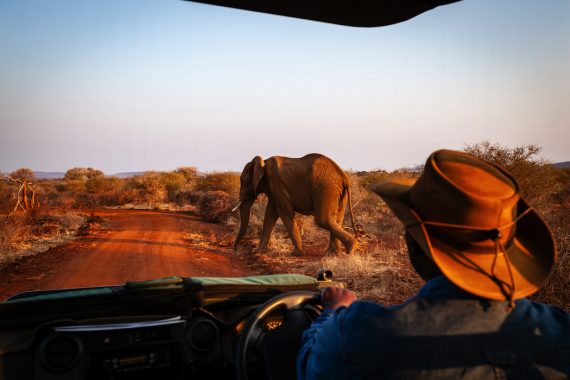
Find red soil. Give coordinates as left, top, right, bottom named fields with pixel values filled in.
left=0, top=209, right=253, bottom=301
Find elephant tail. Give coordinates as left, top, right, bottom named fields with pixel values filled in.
left=345, top=183, right=358, bottom=236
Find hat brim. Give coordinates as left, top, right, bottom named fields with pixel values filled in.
left=372, top=180, right=557, bottom=301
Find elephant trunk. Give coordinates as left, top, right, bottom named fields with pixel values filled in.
left=234, top=199, right=254, bottom=252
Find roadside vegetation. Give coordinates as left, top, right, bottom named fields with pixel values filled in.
left=1, top=142, right=568, bottom=310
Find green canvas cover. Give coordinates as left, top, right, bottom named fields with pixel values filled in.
left=0, top=274, right=320, bottom=331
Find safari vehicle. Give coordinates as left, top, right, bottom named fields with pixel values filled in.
left=1, top=0, right=564, bottom=379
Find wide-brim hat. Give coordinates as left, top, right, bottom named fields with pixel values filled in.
left=373, top=150, right=556, bottom=302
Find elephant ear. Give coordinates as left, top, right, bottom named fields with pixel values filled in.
left=252, top=156, right=265, bottom=195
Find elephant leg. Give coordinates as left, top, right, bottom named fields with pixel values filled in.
left=327, top=231, right=341, bottom=255
left=280, top=210, right=305, bottom=256
left=259, top=202, right=278, bottom=252
left=316, top=200, right=358, bottom=255
left=327, top=196, right=347, bottom=255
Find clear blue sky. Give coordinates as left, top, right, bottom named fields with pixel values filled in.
left=1, top=0, right=568, bottom=173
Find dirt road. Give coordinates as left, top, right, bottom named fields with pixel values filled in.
left=0, top=209, right=251, bottom=301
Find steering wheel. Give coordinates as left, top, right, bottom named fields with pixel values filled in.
left=235, top=291, right=321, bottom=380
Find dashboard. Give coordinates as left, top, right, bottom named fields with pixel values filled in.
left=9, top=306, right=317, bottom=380
left=0, top=276, right=329, bottom=380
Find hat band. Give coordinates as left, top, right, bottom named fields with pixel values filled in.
left=405, top=207, right=533, bottom=309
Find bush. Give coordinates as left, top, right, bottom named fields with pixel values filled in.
left=176, top=166, right=199, bottom=184
left=194, top=172, right=240, bottom=196
left=64, top=167, right=104, bottom=180
left=124, top=172, right=166, bottom=204
left=85, top=176, right=123, bottom=194
left=174, top=191, right=201, bottom=206
left=463, top=141, right=561, bottom=207
left=62, top=179, right=87, bottom=194
left=196, top=191, right=235, bottom=223
left=0, top=181, right=17, bottom=213
left=9, top=168, right=36, bottom=182
left=75, top=176, right=124, bottom=206
left=159, top=172, right=187, bottom=202
left=0, top=214, right=31, bottom=252
left=357, top=170, right=390, bottom=190
left=350, top=170, right=420, bottom=238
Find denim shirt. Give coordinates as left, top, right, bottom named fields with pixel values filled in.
left=297, top=276, right=570, bottom=380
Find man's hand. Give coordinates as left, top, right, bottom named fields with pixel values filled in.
left=321, top=287, right=357, bottom=310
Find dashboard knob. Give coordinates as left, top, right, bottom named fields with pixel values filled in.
left=186, top=318, right=219, bottom=353
left=39, top=334, right=83, bottom=372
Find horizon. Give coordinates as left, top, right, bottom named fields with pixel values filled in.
left=13, top=157, right=570, bottom=178
left=1, top=0, right=569, bottom=174
left=5, top=150, right=570, bottom=175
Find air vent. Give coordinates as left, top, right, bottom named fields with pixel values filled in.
left=39, top=334, right=83, bottom=372
left=186, top=318, right=219, bottom=353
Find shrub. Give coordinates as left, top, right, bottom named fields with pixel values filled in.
left=0, top=214, right=32, bottom=252
left=350, top=170, right=420, bottom=238
left=176, top=166, right=199, bottom=184
left=64, top=167, right=104, bottom=180
left=463, top=141, right=560, bottom=207
left=85, top=176, right=123, bottom=194
left=174, top=190, right=201, bottom=206
left=81, top=176, right=123, bottom=206
left=0, top=181, right=17, bottom=213
left=194, top=172, right=240, bottom=196
left=124, top=172, right=166, bottom=204
left=357, top=170, right=390, bottom=190
left=9, top=168, right=36, bottom=181
left=62, top=179, right=87, bottom=194
left=196, top=191, right=235, bottom=223
left=159, top=172, right=187, bottom=202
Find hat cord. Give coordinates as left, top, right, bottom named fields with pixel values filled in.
left=406, top=207, right=533, bottom=309
left=492, top=239, right=516, bottom=310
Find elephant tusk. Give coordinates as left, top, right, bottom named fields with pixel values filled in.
left=231, top=201, right=242, bottom=212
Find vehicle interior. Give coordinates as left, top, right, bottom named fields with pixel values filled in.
left=7, top=1, right=547, bottom=379
left=0, top=274, right=336, bottom=380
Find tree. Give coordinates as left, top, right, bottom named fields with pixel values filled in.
left=10, top=168, right=36, bottom=182
left=124, top=172, right=166, bottom=203
left=85, top=176, right=123, bottom=194
left=64, top=167, right=104, bottom=180
left=463, top=141, right=560, bottom=207
left=176, top=166, right=199, bottom=183
left=194, top=172, right=240, bottom=196
left=159, top=172, right=186, bottom=202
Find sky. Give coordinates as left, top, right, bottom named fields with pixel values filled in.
left=0, top=0, right=568, bottom=174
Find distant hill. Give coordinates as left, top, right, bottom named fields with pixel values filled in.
left=33, top=171, right=145, bottom=179
left=554, top=161, right=570, bottom=169
left=112, top=172, right=146, bottom=178
left=112, top=171, right=207, bottom=178
left=34, top=171, right=65, bottom=179
left=32, top=171, right=204, bottom=179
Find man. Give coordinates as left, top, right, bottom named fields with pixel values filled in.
left=297, top=149, right=569, bottom=379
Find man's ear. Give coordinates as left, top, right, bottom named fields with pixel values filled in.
left=252, top=156, right=265, bottom=195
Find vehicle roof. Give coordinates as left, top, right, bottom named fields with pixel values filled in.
left=184, top=0, right=462, bottom=27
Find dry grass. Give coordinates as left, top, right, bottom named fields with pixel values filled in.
left=232, top=235, right=423, bottom=305
left=0, top=209, right=88, bottom=269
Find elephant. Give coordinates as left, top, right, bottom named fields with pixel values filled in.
left=233, top=153, right=359, bottom=256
